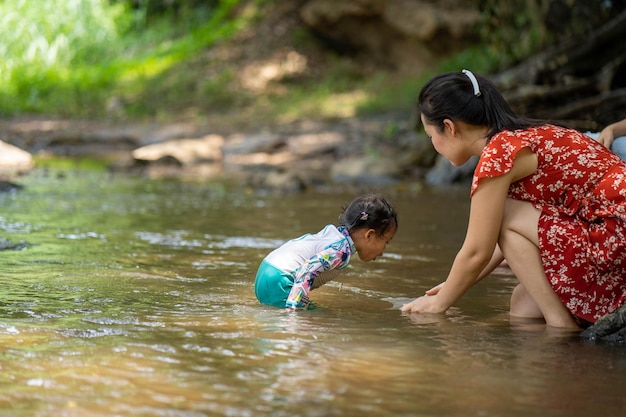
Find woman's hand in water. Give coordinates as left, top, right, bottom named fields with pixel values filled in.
left=400, top=294, right=446, bottom=314
left=425, top=282, right=444, bottom=296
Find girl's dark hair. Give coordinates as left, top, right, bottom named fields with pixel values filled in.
left=339, top=194, right=398, bottom=236
left=418, top=71, right=542, bottom=140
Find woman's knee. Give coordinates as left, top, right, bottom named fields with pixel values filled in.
left=510, top=284, right=544, bottom=319
left=500, top=198, right=541, bottom=247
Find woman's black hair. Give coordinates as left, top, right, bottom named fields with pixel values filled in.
left=417, top=71, right=543, bottom=140
left=339, top=194, right=398, bottom=236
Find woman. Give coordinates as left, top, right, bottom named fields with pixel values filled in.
left=401, top=70, right=626, bottom=330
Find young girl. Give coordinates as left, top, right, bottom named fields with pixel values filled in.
left=401, top=70, right=626, bottom=330
left=255, top=194, right=398, bottom=309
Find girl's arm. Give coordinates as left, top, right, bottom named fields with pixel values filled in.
left=597, top=118, right=626, bottom=149
left=402, top=149, right=536, bottom=314
left=285, top=240, right=350, bottom=309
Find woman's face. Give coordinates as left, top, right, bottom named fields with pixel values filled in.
left=421, top=114, right=472, bottom=167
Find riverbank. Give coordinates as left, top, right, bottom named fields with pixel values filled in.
left=1, top=111, right=463, bottom=192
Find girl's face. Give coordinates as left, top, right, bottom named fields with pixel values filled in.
left=353, top=224, right=396, bottom=262
left=421, top=114, right=473, bottom=167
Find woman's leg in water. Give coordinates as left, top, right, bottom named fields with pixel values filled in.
left=499, top=198, right=579, bottom=329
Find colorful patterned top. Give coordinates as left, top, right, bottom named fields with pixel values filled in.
left=264, top=224, right=355, bottom=309
left=471, top=124, right=626, bottom=323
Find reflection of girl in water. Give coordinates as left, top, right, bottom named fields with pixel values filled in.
left=402, top=70, right=626, bottom=332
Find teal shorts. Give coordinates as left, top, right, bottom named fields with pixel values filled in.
left=254, top=260, right=294, bottom=308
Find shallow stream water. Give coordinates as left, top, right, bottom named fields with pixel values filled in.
left=1, top=165, right=625, bottom=417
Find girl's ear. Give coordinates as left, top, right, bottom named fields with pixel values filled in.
left=364, top=228, right=377, bottom=241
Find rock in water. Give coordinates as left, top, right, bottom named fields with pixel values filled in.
left=581, top=303, right=626, bottom=343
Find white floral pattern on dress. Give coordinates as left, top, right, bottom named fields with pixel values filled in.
left=471, top=125, right=626, bottom=323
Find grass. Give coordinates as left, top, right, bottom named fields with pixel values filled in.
left=0, top=0, right=248, bottom=119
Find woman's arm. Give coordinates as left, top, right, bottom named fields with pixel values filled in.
left=424, top=245, right=504, bottom=296
left=401, top=174, right=510, bottom=313
left=402, top=149, right=537, bottom=314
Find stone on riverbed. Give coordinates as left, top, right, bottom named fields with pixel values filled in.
left=131, top=134, right=224, bottom=166
left=330, top=155, right=401, bottom=184
left=0, top=140, right=33, bottom=176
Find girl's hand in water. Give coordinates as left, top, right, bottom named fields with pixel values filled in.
left=400, top=294, right=446, bottom=314
left=425, top=282, right=444, bottom=296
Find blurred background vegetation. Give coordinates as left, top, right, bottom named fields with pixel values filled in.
left=0, top=0, right=619, bottom=128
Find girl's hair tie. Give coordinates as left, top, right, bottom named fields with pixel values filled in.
left=360, top=211, right=368, bottom=221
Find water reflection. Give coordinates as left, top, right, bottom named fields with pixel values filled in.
left=0, top=168, right=624, bottom=416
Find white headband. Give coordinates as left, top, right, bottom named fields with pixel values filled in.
left=462, top=69, right=481, bottom=97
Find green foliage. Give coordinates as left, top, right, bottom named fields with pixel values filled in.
left=0, top=0, right=128, bottom=66
left=476, top=0, right=550, bottom=70
left=0, top=0, right=125, bottom=114
left=0, top=1, right=597, bottom=124
left=0, top=0, right=248, bottom=117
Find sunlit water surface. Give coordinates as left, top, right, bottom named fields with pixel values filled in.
left=0, top=167, right=624, bottom=417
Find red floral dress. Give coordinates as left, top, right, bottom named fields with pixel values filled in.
left=471, top=124, right=626, bottom=323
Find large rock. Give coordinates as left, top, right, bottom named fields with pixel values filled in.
left=299, top=0, right=481, bottom=72
left=0, top=141, right=33, bottom=176
left=425, top=155, right=478, bottom=186
left=330, top=154, right=401, bottom=184
left=132, top=134, right=224, bottom=166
